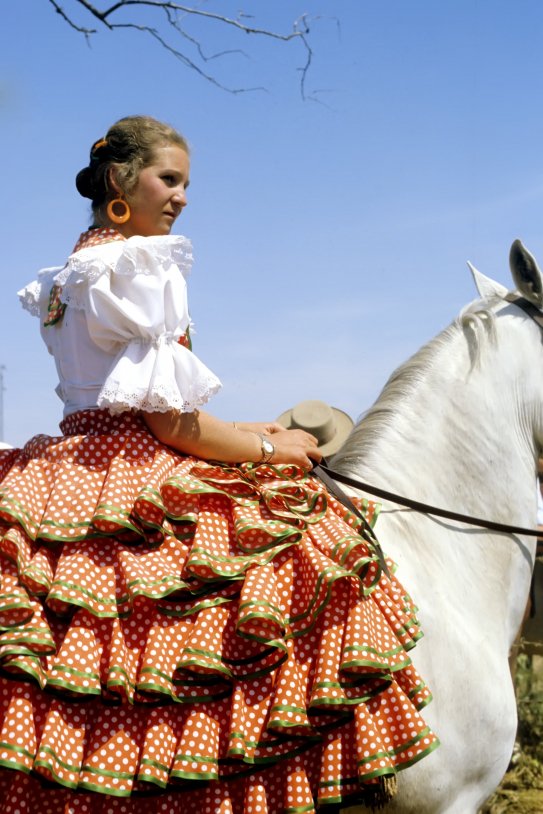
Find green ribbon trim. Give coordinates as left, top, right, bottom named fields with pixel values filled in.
left=127, top=574, right=185, bottom=593
left=49, top=664, right=100, bottom=682
left=0, top=757, right=30, bottom=774
left=137, top=677, right=228, bottom=704
left=342, top=656, right=411, bottom=673
left=81, top=763, right=134, bottom=781
left=160, top=596, right=232, bottom=618
left=309, top=677, right=390, bottom=706
left=136, top=773, right=167, bottom=788
left=287, top=562, right=353, bottom=626
left=356, top=726, right=436, bottom=768
left=0, top=741, right=34, bottom=760
left=93, top=506, right=140, bottom=535
left=46, top=676, right=100, bottom=696
left=412, top=691, right=433, bottom=710
left=0, top=644, right=53, bottom=658
left=0, top=499, right=41, bottom=539
left=78, top=780, right=131, bottom=797
left=237, top=609, right=284, bottom=631
left=170, top=769, right=218, bottom=781
left=107, top=665, right=136, bottom=691
left=392, top=737, right=440, bottom=770
left=35, top=745, right=81, bottom=773
left=3, top=660, right=45, bottom=686
left=22, top=565, right=52, bottom=591
left=343, top=642, right=406, bottom=658
left=269, top=703, right=308, bottom=716
left=0, top=631, right=55, bottom=649
left=178, top=653, right=232, bottom=678
left=228, top=738, right=322, bottom=766
left=173, top=753, right=219, bottom=767
left=139, top=756, right=170, bottom=773
left=189, top=539, right=294, bottom=569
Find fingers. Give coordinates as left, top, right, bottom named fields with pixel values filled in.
left=307, top=446, right=323, bottom=463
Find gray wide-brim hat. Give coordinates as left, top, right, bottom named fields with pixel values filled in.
left=276, top=400, right=354, bottom=456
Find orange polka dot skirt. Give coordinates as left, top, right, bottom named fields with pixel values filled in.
left=0, top=410, right=438, bottom=812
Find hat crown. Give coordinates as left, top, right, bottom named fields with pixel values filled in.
left=291, top=400, right=336, bottom=445
left=276, top=400, right=354, bottom=455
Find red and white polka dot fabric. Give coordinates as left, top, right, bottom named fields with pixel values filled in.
left=0, top=408, right=439, bottom=812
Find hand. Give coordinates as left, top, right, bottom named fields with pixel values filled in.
left=234, top=421, right=285, bottom=435
left=265, top=429, right=322, bottom=469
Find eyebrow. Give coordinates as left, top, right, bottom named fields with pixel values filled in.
left=161, top=168, right=190, bottom=186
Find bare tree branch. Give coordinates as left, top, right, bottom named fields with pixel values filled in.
left=49, top=0, right=96, bottom=34
left=46, top=0, right=315, bottom=97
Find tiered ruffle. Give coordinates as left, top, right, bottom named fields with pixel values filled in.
left=0, top=410, right=438, bottom=812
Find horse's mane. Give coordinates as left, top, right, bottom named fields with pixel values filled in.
left=333, top=295, right=501, bottom=468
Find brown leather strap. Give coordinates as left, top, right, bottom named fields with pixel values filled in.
left=318, top=464, right=542, bottom=538
left=313, top=462, right=390, bottom=577
left=504, top=292, right=543, bottom=330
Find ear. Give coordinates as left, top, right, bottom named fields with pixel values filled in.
left=467, top=262, right=509, bottom=300
left=509, top=239, right=543, bottom=308
left=107, top=166, right=123, bottom=196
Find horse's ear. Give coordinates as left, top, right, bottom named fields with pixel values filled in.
left=467, top=262, right=508, bottom=300
left=509, top=239, right=543, bottom=308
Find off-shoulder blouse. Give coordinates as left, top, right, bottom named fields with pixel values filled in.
left=18, top=234, right=222, bottom=418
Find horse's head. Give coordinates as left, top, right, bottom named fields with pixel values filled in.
left=467, top=239, right=543, bottom=459
left=469, top=239, right=543, bottom=307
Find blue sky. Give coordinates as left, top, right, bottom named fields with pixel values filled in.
left=2, top=1, right=543, bottom=446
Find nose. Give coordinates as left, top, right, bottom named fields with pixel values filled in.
left=172, top=187, right=187, bottom=209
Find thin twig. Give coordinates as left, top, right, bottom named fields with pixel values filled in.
left=47, top=0, right=314, bottom=97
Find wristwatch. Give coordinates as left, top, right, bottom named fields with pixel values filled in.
left=257, top=433, right=275, bottom=464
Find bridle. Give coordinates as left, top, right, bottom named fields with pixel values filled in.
left=317, top=292, right=543, bottom=540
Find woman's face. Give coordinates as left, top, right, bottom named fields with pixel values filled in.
left=115, top=144, right=190, bottom=237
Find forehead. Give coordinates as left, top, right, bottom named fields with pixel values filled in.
left=149, top=144, right=190, bottom=171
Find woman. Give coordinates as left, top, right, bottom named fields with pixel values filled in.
left=0, top=116, right=438, bottom=813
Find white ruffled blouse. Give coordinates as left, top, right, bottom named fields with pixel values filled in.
left=18, top=235, right=222, bottom=418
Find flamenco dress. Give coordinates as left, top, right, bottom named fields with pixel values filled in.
left=0, top=228, right=439, bottom=813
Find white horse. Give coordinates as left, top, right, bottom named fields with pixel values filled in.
left=333, top=240, right=543, bottom=814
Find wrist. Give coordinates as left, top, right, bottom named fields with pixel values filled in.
left=255, top=432, right=274, bottom=464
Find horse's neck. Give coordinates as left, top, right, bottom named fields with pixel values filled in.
left=337, top=320, right=537, bottom=526
left=335, top=316, right=538, bottom=647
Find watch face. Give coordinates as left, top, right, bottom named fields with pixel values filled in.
left=263, top=439, right=274, bottom=454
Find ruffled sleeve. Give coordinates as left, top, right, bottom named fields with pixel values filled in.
left=26, top=235, right=222, bottom=415
left=18, top=267, right=65, bottom=320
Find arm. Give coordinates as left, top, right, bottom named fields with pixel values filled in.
left=143, top=409, right=322, bottom=468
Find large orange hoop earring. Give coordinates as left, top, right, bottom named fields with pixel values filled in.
left=106, top=197, right=131, bottom=224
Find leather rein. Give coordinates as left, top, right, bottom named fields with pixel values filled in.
left=317, top=292, right=543, bottom=540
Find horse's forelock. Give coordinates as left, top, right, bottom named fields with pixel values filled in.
left=457, top=296, right=498, bottom=369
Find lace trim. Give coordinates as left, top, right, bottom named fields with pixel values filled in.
left=18, top=280, right=42, bottom=317
left=98, top=376, right=222, bottom=415
left=50, top=237, right=193, bottom=316
left=18, top=268, right=64, bottom=317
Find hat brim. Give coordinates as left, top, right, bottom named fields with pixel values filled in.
left=276, top=406, right=354, bottom=456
